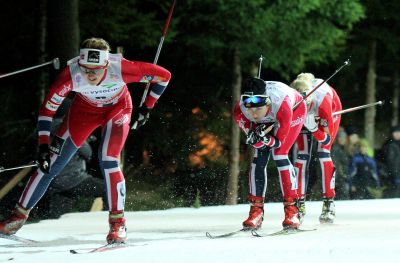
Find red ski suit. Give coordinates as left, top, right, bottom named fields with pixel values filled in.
left=234, top=81, right=306, bottom=200
left=19, top=53, right=171, bottom=212
left=294, top=79, right=342, bottom=199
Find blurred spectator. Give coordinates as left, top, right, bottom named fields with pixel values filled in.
left=348, top=139, right=381, bottom=199
left=381, top=125, right=400, bottom=198
left=345, top=125, right=374, bottom=157
left=345, top=126, right=360, bottom=157
left=331, top=127, right=350, bottom=199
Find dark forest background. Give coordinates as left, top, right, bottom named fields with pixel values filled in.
left=0, top=0, right=399, bottom=213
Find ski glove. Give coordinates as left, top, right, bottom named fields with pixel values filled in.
left=255, top=123, right=274, bottom=137
left=131, top=106, right=151, bottom=130
left=37, top=144, right=51, bottom=173
left=246, top=130, right=261, bottom=145
left=246, top=124, right=279, bottom=148
left=304, top=113, right=318, bottom=132
left=246, top=123, right=274, bottom=145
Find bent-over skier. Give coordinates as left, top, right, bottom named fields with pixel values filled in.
left=234, top=77, right=306, bottom=230
left=291, top=73, right=342, bottom=224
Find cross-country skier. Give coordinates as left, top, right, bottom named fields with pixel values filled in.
left=291, top=73, right=342, bottom=224
left=234, top=77, right=306, bottom=230
left=0, top=37, right=171, bottom=244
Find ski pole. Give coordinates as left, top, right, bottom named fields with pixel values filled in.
left=132, top=0, right=176, bottom=130
left=293, top=58, right=351, bottom=110
left=0, top=163, right=38, bottom=173
left=0, top=58, right=60, bottom=79
left=333, top=101, right=383, bottom=116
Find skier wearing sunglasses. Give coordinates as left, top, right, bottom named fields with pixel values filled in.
left=234, top=77, right=306, bottom=231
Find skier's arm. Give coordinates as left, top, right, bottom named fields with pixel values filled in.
left=273, top=97, right=293, bottom=147
left=38, top=68, right=73, bottom=145
left=233, top=103, right=252, bottom=133
left=121, top=58, right=171, bottom=108
left=312, top=96, right=334, bottom=145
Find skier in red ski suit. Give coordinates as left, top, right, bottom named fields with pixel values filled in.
left=234, top=78, right=306, bottom=230
left=0, top=38, right=171, bottom=244
left=291, top=73, right=342, bottom=224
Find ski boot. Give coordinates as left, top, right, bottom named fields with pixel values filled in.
left=106, top=212, right=127, bottom=244
left=297, top=198, right=306, bottom=224
left=242, top=195, right=264, bottom=230
left=319, top=198, right=335, bottom=224
left=0, top=204, right=30, bottom=235
left=282, top=197, right=300, bottom=229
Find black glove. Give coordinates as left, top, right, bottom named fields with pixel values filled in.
left=247, top=124, right=275, bottom=147
left=246, top=130, right=261, bottom=145
left=37, top=144, right=51, bottom=173
left=131, top=106, right=151, bottom=130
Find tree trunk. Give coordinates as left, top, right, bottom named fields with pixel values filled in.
left=47, top=0, right=80, bottom=69
left=392, top=69, right=399, bottom=126
left=37, top=0, right=48, bottom=106
left=364, top=40, right=377, bottom=148
left=226, top=48, right=242, bottom=205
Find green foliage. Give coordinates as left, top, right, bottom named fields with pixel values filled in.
left=176, top=0, right=364, bottom=77
left=79, top=0, right=177, bottom=51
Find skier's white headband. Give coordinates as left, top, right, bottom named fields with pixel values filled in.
left=79, top=48, right=109, bottom=66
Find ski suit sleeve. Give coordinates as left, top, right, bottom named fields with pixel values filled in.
left=233, top=103, right=252, bottom=133
left=233, top=103, right=278, bottom=149
left=312, top=95, right=334, bottom=145
left=37, top=68, right=73, bottom=145
left=121, top=58, right=171, bottom=109
left=273, top=97, right=293, bottom=148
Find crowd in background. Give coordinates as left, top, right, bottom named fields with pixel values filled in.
left=330, top=125, right=400, bottom=200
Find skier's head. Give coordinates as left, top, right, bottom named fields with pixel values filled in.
left=356, top=139, right=370, bottom=155
left=391, top=125, right=400, bottom=140
left=241, top=77, right=271, bottom=121
left=291, top=72, right=315, bottom=106
left=78, top=37, right=111, bottom=85
left=241, top=78, right=271, bottom=108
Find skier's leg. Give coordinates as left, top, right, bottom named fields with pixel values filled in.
left=0, top=102, right=98, bottom=235
left=273, top=102, right=306, bottom=229
left=294, top=132, right=313, bottom=222
left=243, top=147, right=271, bottom=230
left=318, top=114, right=341, bottom=223
left=294, top=132, right=314, bottom=198
left=99, top=107, right=131, bottom=244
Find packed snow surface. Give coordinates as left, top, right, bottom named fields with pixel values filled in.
left=1, top=198, right=399, bottom=263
